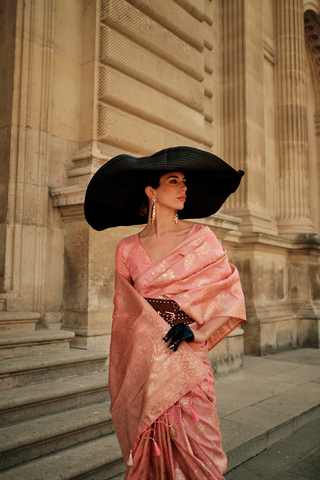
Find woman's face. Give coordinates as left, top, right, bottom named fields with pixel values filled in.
left=150, top=172, right=187, bottom=210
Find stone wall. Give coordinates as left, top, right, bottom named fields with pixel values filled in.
left=0, top=0, right=320, bottom=356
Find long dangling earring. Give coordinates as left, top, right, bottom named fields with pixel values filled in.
left=151, top=198, right=156, bottom=225
left=174, top=210, right=179, bottom=224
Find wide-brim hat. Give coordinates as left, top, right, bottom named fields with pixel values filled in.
left=84, top=146, right=244, bottom=231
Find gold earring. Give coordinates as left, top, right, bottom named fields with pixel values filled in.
left=174, top=210, right=178, bottom=224
left=151, top=198, right=156, bottom=224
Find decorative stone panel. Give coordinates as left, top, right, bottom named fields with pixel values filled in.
left=98, top=0, right=215, bottom=154
left=98, top=66, right=204, bottom=142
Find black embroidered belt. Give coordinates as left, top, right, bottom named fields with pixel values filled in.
left=145, top=297, right=194, bottom=327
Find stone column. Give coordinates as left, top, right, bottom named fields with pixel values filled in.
left=304, top=8, right=320, bottom=233
left=0, top=0, right=55, bottom=316
left=275, top=0, right=314, bottom=237
left=222, top=0, right=277, bottom=235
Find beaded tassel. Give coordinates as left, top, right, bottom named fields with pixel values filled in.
left=153, top=440, right=161, bottom=456
left=192, top=408, right=200, bottom=422
left=128, top=449, right=133, bottom=466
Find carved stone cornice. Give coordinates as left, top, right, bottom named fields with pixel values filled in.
left=50, top=185, right=86, bottom=222
left=51, top=185, right=86, bottom=207
left=65, top=141, right=110, bottom=186
left=304, top=9, right=320, bottom=109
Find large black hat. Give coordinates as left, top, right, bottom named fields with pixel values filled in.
left=84, top=146, right=244, bottom=231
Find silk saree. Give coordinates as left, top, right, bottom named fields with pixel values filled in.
left=109, top=225, right=246, bottom=479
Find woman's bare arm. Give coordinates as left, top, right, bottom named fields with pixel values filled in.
left=190, top=316, right=232, bottom=343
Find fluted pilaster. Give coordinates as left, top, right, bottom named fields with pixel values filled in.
left=222, top=0, right=277, bottom=234
left=275, top=0, right=314, bottom=236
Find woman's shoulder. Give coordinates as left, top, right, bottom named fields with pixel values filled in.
left=116, top=233, right=139, bottom=256
left=190, top=223, right=215, bottom=237
left=115, top=233, right=140, bottom=274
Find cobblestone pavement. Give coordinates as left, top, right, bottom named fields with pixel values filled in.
left=225, top=417, right=320, bottom=480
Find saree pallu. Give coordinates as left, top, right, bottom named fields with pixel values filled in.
left=126, top=342, right=227, bottom=480
left=110, top=226, right=246, bottom=479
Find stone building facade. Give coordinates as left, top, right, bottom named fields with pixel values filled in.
left=1, top=0, right=320, bottom=360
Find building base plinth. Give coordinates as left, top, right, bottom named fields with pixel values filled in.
left=209, top=327, right=244, bottom=381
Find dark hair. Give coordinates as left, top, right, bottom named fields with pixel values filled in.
left=138, top=175, right=162, bottom=218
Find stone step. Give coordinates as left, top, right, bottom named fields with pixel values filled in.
left=217, top=351, right=320, bottom=472
left=0, top=402, right=113, bottom=471
left=222, top=395, right=320, bottom=473
left=0, top=372, right=109, bottom=426
left=0, top=330, right=75, bottom=359
left=0, top=311, right=40, bottom=334
left=0, top=434, right=126, bottom=480
left=0, top=349, right=108, bottom=390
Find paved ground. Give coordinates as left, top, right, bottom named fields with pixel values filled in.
left=225, top=417, right=320, bottom=479
left=215, top=348, right=320, bottom=472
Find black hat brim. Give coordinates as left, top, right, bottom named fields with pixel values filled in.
left=84, top=146, right=244, bottom=231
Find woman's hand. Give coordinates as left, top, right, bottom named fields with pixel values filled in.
left=190, top=316, right=232, bottom=343
left=162, top=316, right=233, bottom=350
left=162, top=323, right=194, bottom=351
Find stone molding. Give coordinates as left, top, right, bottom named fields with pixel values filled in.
left=51, top=185, right=86, bottom=207
left=221, top=207, right=278, bottom=236
left=65, top=141, right=109, bottom=186
left=71, top=141, right=109, bottom=167
left=50, top=186, right=86, bottom=222
left=0, top=311, right=40, bottom=334
left=303, top=0, right=319, bottom=13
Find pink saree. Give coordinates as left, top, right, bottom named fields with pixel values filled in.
left=109, top=225, right=246, bottom=479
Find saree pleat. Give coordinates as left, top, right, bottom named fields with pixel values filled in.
left=126, top=346, right=226, bottom=480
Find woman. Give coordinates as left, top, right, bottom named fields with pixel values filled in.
left=84, top=146, right=246, bottom=480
